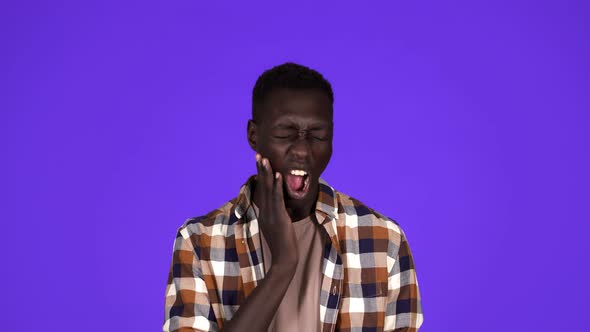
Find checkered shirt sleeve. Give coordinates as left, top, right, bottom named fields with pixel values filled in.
left=385, top=227, right=423, bottom=331
left=164, top=225, right=218, bottom=332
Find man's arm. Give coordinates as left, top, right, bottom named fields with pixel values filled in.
left=163, top=226, right=296, bottom=332
left=164, top=227, right=217, bottom=332
left=164, top=156, right=299, bottom=332
left=384, top=228, right=424, bottom=332
left=222, top=156, right=299, bottom=331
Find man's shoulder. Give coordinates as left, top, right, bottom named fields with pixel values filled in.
left=176, top=196, right=240, bottom=239
left=333, top=189, right=404, bottom=236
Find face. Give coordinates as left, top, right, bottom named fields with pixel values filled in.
left=248, top=88, right=333, bottom=209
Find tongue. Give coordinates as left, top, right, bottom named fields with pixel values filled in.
left=286, top=174, right=305, bottom=191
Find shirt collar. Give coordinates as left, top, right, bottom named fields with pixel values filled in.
left=233, top=175, right=338, bottom=223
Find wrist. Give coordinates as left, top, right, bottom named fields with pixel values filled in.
left=267, top=262, right=297, bottom=282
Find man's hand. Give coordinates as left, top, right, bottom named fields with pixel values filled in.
left=255, top=153, right=299, bottom=268
left=221, top=155, right=300, bottom=331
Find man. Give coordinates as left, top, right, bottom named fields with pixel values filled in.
left=164, top=62, right=424, bottom=332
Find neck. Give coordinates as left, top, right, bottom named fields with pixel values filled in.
left=285, top=191, right=318, bottom=221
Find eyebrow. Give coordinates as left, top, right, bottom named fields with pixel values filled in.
left=272, top=122, right=331, bottom=130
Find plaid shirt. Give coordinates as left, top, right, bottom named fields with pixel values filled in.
left=164, top=176, right=423, bottom=332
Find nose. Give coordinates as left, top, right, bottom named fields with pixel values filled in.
left=288, top=133, right=312, bottom=161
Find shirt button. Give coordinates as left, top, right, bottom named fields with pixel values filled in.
left=241, top=240, right=245, bottom=244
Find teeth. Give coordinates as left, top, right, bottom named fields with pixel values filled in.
left=289, top=169, right=307, bottom=176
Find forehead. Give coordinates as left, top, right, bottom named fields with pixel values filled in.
left=259, top=88, right=333, bottom=127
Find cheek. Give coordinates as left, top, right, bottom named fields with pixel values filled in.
left=264, top=144, right=290, bottom=167
left=258, top=139, right=283, bottom=154
left=313, top=143, right=332, bottom=167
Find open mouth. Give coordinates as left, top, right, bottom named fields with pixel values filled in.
left=284, top=169, right=311, bottom=200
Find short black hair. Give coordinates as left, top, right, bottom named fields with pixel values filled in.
left=252, top=62, right=334, bottom=122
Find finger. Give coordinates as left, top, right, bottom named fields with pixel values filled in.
left=255, top=154, right=272, bottom=214
left=257, top=154, right=269, bottom=187
left=255, top=153, right=267, bottom=201
left=262, top=158, right=274, bottom=189
left=255, top=153, right=262, bottom=175
left=273, top=171, right=286, bottom=205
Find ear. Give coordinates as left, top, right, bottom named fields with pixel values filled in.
left=247, top=119, right=257, bottom=151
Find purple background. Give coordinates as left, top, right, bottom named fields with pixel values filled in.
left=1, top=1, right=589, bottom=331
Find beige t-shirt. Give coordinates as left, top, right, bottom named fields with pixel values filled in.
left=252, top=203, right=326, bottom=332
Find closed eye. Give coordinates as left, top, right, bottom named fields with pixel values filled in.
left=272, top=128, right=331, bottom=141
left=273, top=134, right=295, bottom=139
left=310, top=128, right=330, bottom=141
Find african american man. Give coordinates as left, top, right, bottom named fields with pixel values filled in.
left=164, top=62, right=424, bottom=332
